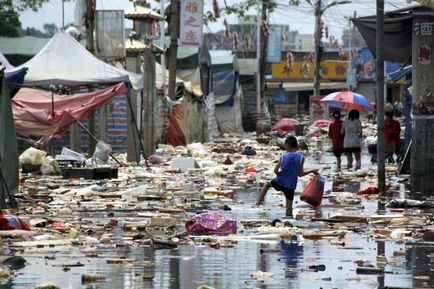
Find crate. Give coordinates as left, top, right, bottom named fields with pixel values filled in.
left=61, top=167, right=118, bottom=180
left=57, top=159, right=85, bottom=168
left=21, top=164, right=41, bottom=173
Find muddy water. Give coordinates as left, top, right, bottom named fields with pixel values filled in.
left=8, top=153, right=434, bottom=289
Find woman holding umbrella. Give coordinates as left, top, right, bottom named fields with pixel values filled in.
left=341, top=109, right=363, bottom=170
left=321, top=91, right=374, bottom=170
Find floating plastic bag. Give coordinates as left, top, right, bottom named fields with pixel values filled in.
left=300, top=175, right=325, bottom=208
left=241, top=146, right=256, bottom=156
left=185, top=212, right=237, bottom=236
left=271, top=118, right=299, bottom=133
left=312, top=119, right=331, bottom=128
left=91, top=141, right=112, bottom=165
left=41, top=156, right=61, bottom=175
left=357, top=186, right=380, bottom=195
left=19, top=147, right=47, bottom=165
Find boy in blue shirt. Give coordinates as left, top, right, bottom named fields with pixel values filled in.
left=253, top=136, right=318, bottom=218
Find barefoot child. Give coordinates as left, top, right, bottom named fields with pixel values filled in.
left=253, top=136, right=318, bottom=218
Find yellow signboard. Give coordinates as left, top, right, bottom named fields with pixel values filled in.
left=272, top=60, right=348, bottom=80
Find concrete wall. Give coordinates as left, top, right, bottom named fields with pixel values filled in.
left=410, top=118, right=434, bottom=195
left=411, top=11, right=434, bottom=195
left=355, top=82, right=376, bottom=102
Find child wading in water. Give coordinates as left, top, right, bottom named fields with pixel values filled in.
left=253, top=136, right=319, bottom=218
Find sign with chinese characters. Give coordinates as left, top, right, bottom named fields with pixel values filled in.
left=310, top=95, right=329, bottom=121
left=180, top=0, right=204, bottom=47
left=272, top=60, right=348, bottom=80
left=413, top=12, right=434, bottom=115
left=266, top=26, right=282, bottom=63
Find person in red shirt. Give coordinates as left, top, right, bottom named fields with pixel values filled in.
left=384, top=110, right=401, bottom=163
left=328, top=110, right=345, bottom=171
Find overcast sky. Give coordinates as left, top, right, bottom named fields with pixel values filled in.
left=19, top=0, right=419, bottom=41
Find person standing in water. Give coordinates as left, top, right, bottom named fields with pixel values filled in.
left=328, top=110, right=345, bottom=171
left=253, top=136, right=318, bottom=218
left=341, top=109, right=362, bottom=170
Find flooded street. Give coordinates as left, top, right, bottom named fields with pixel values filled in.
left=5, top=148, right=433, bottom=289
left=4, top=1, right=434, bottom=288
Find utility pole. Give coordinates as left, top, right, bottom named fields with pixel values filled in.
left=314, top=1, right=350, bottom=96
left=160, top=0, right=166, bottom=97
left=62, top=0, right=65, bottom=29
left=313, top=0, right=322, bottom=97
left=376, top=0, right=386, bottom=194
left=347, top=10, right=356, bottom=90
left=259, top=0, right=268, bottom=111
left=143, top=43, right=157, bottom=157
left=256, top=1, right=261, bottom=113
left=85, top=0, right=96, bottom=154
left=168, top=0, right=180, bottom=100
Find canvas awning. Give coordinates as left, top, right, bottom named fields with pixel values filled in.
left=12, top=82, right=128, bottom=138
left=352, top=6, right=419, bottom=63
left=5, top=67, right=27, bottom=97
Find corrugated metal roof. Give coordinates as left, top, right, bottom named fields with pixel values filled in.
left=124, top=6, right=165, bottom=21
left=125, top=39, right=148, bottom=52
left=238, top=59, right=256, bottom=75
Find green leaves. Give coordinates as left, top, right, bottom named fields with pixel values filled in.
left=0, top=0, right=45, bottom=36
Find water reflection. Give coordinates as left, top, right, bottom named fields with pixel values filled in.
left=8, top=153, right=431, bottom=289
left=280, top=236, right=303, bottom=280
left=409, top=244, right=434, bottom=288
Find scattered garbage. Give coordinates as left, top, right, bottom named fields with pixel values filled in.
left=250, top=271, right=274, bottom=282
left=386, top=199, right=433, bottom=208
left=357, top=186, right=380, bottom=195
left=271, top=118, right=299, bottom=133
left=5, top=121, right=433, bottom=288
left=186, top=213, right=237, bottom=236
left=300, top=175, right=325, bottom=207
left=86, top=141, right=112, bottom=167
left=19, top=147, right=47, bottom=165
left=241, top=145, right=256, bottom=156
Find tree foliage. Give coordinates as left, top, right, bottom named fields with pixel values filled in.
left=0, top=0, right=45, bottom=36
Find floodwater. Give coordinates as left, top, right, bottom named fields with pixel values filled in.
left=5, top=152, right=434, bottom=289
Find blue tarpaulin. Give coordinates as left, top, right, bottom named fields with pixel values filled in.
left=5, top=67, right=27, bottom=97
left=389, top=66, right=412, bottom=82
left=352, top=47, right=403, bottom=81
left=213, top=71, right=238, bottom=106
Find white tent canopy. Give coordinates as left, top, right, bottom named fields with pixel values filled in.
left=14, top=30, right=132, bottom=87
left=0, top=51, right=14, bottom=70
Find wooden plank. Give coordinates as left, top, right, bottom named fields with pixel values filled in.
left=11, top=239, right=71, bottom=248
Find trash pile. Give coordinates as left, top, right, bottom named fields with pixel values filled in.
left=1, top=124, right=432, bottom=288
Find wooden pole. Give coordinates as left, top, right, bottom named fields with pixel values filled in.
left=259, top=0, right=268, bottom=110
left=376, top=0, right=386, bottom=194
left=313, top=0, right=322, bottom=97
left=168, top=0, right=180, bottom=100
left=85, top=0, right=96, bottom=155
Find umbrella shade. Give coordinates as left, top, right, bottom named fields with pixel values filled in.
left=320, top=91, right=376, bottom=112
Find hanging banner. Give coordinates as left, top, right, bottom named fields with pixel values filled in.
left=310, top=95, right=329, bottom=121
left=266, top=26, right=282, bottom=63
left=180, top=0, right=204, bottom=47
left=412, top=11, right=434, bottom=115
left=95, top=10, right=125, bottom=58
